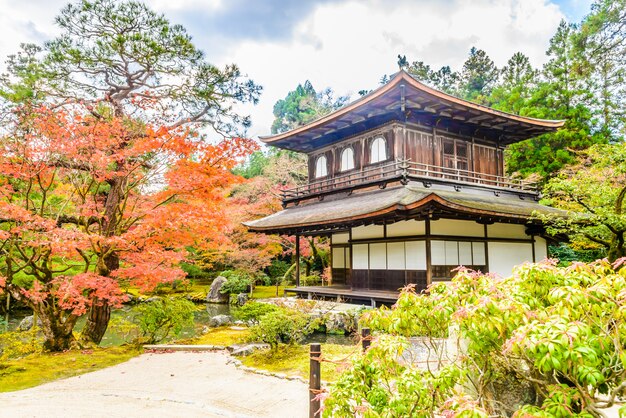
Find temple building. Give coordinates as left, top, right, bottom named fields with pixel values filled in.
left=245, top=71, right=566, bottom=305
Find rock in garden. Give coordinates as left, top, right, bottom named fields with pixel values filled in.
left=236, top=293, right=248, bottom=306
left=324, top=312, right=358, bottom=335
left=144, top=296, right=160, bottom=303
left=208, top=314, right=233, bottom=327
left=228, top=343, right=270, bottom=356
left=206, top=276, right=229, bottom=304
left=18, top=315, right=42, bottom=331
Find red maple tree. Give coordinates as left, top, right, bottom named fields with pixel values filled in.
left=0, top=106, right=256, bottom=350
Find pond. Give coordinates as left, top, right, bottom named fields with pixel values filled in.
left=3, top=303, right=355, bottom=347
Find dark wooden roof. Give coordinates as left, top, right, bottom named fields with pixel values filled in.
left=261, top=71, right=564, bottom=152
left=244, top=183, right=568, bottom=235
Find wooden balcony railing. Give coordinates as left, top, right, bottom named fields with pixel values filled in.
left=281, top=159, right=538, bottom=202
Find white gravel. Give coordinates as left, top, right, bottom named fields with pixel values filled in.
left=0, top=351, right=309, bottom=418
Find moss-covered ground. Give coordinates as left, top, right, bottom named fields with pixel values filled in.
left=241, top=343, right=359, bottom=382
left=0, top=346, right=141, bottom=393
left=251, top=285, right=288, bottom=299
left=188, top=326, right=250, bottom=346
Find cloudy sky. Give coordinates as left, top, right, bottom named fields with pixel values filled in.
left=0, top=0, right=592, bottom=140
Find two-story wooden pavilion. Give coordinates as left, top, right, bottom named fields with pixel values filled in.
left=246, top=71, right=566, bottom=305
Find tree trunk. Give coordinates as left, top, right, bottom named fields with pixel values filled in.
left=79, top=302, right=111, bottom=345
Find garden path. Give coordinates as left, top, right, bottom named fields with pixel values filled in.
left=0, top=351, right=309, bottom=417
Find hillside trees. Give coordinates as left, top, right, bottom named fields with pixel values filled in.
left=0, top=0, right=260, bottom=348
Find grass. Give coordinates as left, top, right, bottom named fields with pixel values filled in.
left=189, top=326, right=250, bottom=346
left=0, top=346, right=141, bottom=393
left=241, top=343, right=359, bottom=382
left=251, top=285, right=288, bottom=299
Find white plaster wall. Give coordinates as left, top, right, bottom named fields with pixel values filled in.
left=353, top=244, right=369, bottom=269
left=352, top=224, right=385, bottom=240
left=534, top=237, right=548, bottom=262
left=487, top=223, right=528, bottom=239
left=488, top=242, right=533, bottom=277
left=431, top=219, right=484, bottom=237
left=405, top=241, right=427, bottom=270
left=331, top=232, right=350, bottom=244
left=387, top=242, right=406, bottom=270
left=332, top=247, right=345, bottom=268
left=387, top=220, right=426, bottom=237
left=369, top=243, right=387, bottom=269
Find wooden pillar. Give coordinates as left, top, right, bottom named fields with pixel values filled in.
left=425, top=218, right=432, bottom=286
left=484, top=223, right=490, bottom=273
left=295, top=233, right=301, bottom=287
left=309, top=343, right=321, bottom=418
left=361, top=328, right=371, bottom=352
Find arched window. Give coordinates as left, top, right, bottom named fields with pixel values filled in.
left=340, top=147, right=355, bottom=172
left=315, top=155, right=328, bottom=178
left=370, top=137, right=387, bottom=163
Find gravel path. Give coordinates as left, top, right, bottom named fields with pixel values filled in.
left=0, top=351, right=309, bottom=418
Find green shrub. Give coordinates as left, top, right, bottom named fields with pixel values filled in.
left=232, top=301, right=280, bottom=323
left=134, top=298, right=196, bottom=344
left=248, top=308, right=320, bottom=349
left=219, top=270, right=254, bottom=294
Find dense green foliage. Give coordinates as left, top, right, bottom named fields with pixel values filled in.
left=541, top=142, right=626, bottom=260
left=324, top=261, right=626, bottom=417
left=248, top=307, right=320, bottom=349
left=134, top=298, right=196, bottom=344
left=232, top=301, right=280, bottom=323
left=219, top=270, right=255, bottom=295
left=271, top=80, right=348, bottom=134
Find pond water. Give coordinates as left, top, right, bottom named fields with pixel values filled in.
left=3, top=303, right=354, bottom=347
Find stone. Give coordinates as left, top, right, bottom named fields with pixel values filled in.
left=18, top=315, right=42, bottom=331
left=144, top=297, right=160, bottom=303
left=233, top=320, right=245, bottom=325
left=236, top=293, right=249, bottom=306
left=324, top=311, right=358, bottom=335
left=208, top=314, right=233, bottom=327
left=228, top=343, right=271, bottom=356
left=206, top=276, right=229, bottom=304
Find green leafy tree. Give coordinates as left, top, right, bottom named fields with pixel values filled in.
left=573, top=0, right=626, bottom=140
left=505, top=21, right=604, bottom=177
left=540, top=143, right=626, bottom=261
left=458, top=47, right=499, bottom=102
left=489, top=52, right=539, bottom=115
left=271, top=80, right=348, bottom=134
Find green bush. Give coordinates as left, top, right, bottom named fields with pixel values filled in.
left=232, top=301, right=280, bottom=323
left=248, top=308, right=320, bottom=349
left=179, top=261, right=212, bottom=280
left=325, top=260, right=626, bottom=417
left=134, top=298, right=196, bottom=344
left=219, top=270, right=254, bottom=294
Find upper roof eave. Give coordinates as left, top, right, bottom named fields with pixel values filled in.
left=260, top=71, right=565, bottom=147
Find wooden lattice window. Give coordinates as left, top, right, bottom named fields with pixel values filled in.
left=340, top=147, right=355, bottom=171
left=370, top=137, right=387, bottom=164
left=315, top=155, right=328, bottom=178
left=442, top=138, right=469, bottom=171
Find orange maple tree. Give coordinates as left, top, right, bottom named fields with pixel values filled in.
left=0, top=106, right=256, bottom=350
